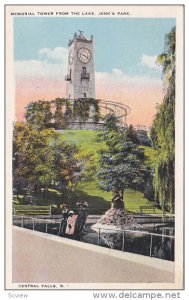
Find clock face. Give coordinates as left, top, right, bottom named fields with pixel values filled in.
left=77, top=47, right=91, bottom=64
left=68, top=51, right=73, bottom=65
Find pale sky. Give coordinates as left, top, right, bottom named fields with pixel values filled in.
left=14, top=17, right=176, bottom=126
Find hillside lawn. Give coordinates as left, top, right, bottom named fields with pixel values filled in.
left=58, top=129, right=105, bottom=154
left=14, top=130, right=162, bottom=214
left=57, top=130, right=162, bottom=214
left=14, top=182, right=162, bottom=214
left=76, top=181, right=162, bottom=214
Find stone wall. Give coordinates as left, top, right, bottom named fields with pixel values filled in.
left=68, top=122, right=104, bottom=130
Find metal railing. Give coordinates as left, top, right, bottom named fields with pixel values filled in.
left=13, top=215, right=174, bottom=260
left=13, top=215, right=61, bottom=234
left=81, top=72, right=90, bottom=80
left=93, top=226, right=175, bottom=258
left=65, top=74, right=71, bottom=81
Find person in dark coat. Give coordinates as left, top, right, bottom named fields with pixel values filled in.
left=58, top=205, right=69, bottom=237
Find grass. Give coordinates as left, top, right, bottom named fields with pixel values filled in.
left=13, top=130, right=162, bottom=215
left=59, top=129, right=106, bottom=154
left=59, top=130, right=162, bottom=214
left=14, top=182, right=162, bottom=214
left=13, top=183, right=162, bottom=215
left=124, top=189, right=162, bottom=214
left=77, top=181, right=162, bottom=214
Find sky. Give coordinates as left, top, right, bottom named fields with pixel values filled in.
left=14, top=17, right=176, bottom=126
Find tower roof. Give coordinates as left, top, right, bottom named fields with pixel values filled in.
left=68, top=31, right=93, bottom=46
left=77, top=30, right=87, bottom=40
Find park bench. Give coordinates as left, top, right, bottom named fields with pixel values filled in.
left=139, top=205, right=156, bottom=214
left=13, top=205, right=51, bottom=216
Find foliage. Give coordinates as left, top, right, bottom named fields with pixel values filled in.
left=60, top=130, right=106, bottom=183
left=143, top=169, right=155, bottom=202
left=88, top=98, right=101, bottom=123
left=54, top=98, right=65, bottom=129
left=53, top=98, right=74, bottom=129
left=13, top=122, right=81, bottom=199
left=25, top=100, right=53, bottom=129
left=127, top=124, right=140, bottom=144
left=97, top=115, right=147, bottom=208
left=73, top=98, right=100, bottom=124
left=140, top=146, right=157, bottom=202
left=101, top=113, right=119, bottom=132
left=141, top=146, right=157, bottom=168
left=59, top=130, right=161, bottom=213
left=54, top=98, right=72, bottom=129
left=151, top=26, right=175, bottom=215
left=13, top=128, right=162, bottom=214
left=25, top=98, right=100, bottom=129
left=73, top=98, right=90, bottom=123
left=76, top=149, right=97, bottom=182
left=14, top=182, right=162, bottom=214
left=65, top=100, right=73, bottom=120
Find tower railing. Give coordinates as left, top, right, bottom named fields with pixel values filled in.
left=81, top=73, right=90, bottom=80
left=134, top=125, right=150, bottom=132
left=51, top=98, right=131, bottom=128
left=65, top=74, right=71, bottom=81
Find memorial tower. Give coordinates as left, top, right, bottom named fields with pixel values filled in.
left=65, top=31, right=96, bottom=99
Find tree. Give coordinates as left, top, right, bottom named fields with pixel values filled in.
left=102, top=113, right=119, bottom=132
left=127, top=124, right=139, bottom=144
left=25, top=100, right=53, bottom=129
left=52, top=140, right=81, bottom=195
left=97, top=115, right=146, bottom=209
left=151, top=26, right=175, bottom=215
left=13, top=123, right=54, bottom=196
left=13, top=122, right=81, bottom=200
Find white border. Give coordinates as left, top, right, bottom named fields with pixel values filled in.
left=1, top=0, right=188, bottom=299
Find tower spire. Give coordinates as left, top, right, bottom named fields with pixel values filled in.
left=77, top=30, right=87, bottom=40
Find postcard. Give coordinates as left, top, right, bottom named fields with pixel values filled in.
left=5, top=4, right=184, bottom=290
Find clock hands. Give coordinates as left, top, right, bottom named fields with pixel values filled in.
left=77, top=48, right=91, bottom=63
left=80, top=53, right=90, bottom=59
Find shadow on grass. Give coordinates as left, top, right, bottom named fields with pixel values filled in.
left=27, top=188, right=111, bottom=215
left=66, top=189, right=111, bottom=214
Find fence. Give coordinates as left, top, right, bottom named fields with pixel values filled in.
left=93, top=226, right=174, bottom=260
left=139, top=205, right=157, bottom=214
left=13, top=215, right=59, bottom=234
left=13, top=215, right=175, bottom=260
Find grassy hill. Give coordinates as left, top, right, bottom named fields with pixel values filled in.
left=57, top=130, right=162, bottom=214
left=58, top=129, right=105, bottom=154
left=14, top=129, right=161, bottom=214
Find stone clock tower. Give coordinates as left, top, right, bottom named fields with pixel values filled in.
left=65, top=31, right=96, bottom=99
